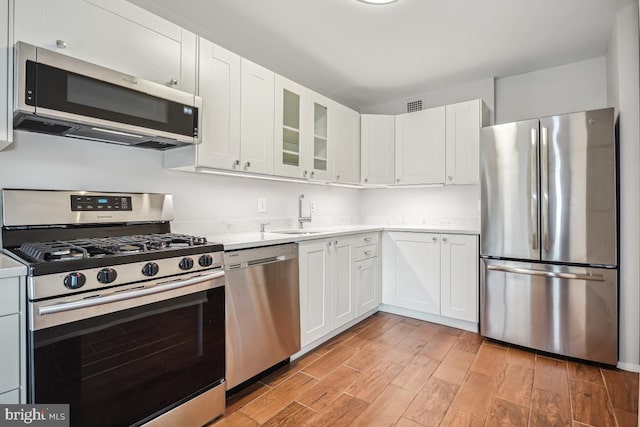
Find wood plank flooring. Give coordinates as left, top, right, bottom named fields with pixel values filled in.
left=213, top=312, right=639, bottom=427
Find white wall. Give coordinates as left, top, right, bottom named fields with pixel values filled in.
left=0, top=132, right=362, bottom=235
left=360, top=185, right=480, bottom=231
left=495, top=57, right=608, bottom=124
left=606, top=3, right=640, bottom=372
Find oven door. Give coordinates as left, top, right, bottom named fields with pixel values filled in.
left=29, top=270, right=225, bottom=427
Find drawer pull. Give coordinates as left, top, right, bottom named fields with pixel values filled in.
left=364, top=250, right=373, bottom=256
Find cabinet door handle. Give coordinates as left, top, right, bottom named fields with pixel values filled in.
left=364, top=250, right=373, bottom=256
left=327, top=241, right=332, bottom=247
left=56, top=39, right=67, bottom=49
left=245, top=161, right=251, bottom=168
left=442, top=237, right=448, bottom=242
left=447, top=176, right=453, bottom=181
left=364, top=178, right=368, bottom=183
left=396, top=178, right=400, bottom=183
left=311, top=171, right=315, bottom=178
left=335, top=175, right=340, bottom=181
left=364, top=237, right=372, bottom=242
left=303, top=170, right=308, bottom=177
left=357, top=265, right=362, bottom=270
left=432, top=236, right=438, bottom=241
left=234, top=160, right=240, bottom=167
left=169, top=78, right=178, bottom=86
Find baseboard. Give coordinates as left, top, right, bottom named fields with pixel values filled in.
left=616, top=361, right=640, bottom=373
left=291, top=307, right=379, bottom=360
left=378, top=304, right=478, bottom=333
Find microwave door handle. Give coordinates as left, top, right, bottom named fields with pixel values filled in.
left=38, top=270, right=225, bottom=316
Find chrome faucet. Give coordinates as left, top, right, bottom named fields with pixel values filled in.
left=298, top=194, right=312, bottom=229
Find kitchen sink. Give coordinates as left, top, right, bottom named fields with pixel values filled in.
left=273, top=229, right=324, bottom=235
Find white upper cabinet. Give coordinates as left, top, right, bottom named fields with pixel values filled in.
left=273, top=78, right=334, bottom=181
left=197, top=39, right=241, bottom=170
left=0, top=0, right=11, bottom=150
left=395, top=106, right=446, bottom=185
left=240, top=58, right=274, bottom=175
left=14, top=0, right=197, bottom=93
left=333, top=103, right=361, bottom=184
left=361, top=114, right=395, bottom=185
left=445, top=99, right=489, bottom=185
left=307, top=91, right=333, bottom=181
left=274, top=75, right=307, bottom=178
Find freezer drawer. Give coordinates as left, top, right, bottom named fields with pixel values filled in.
left=481, top=259, right=617, bottom=365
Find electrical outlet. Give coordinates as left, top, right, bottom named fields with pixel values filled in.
left=310, top=201, right=316, bottom=212
left=257, top=197, right=267, bottom=213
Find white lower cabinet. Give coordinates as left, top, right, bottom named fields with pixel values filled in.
left=299, top=240, right=332, bottom=347
left=331, top=238, right=356, bottom=329
left=440, top=234, right=479, bottom=322
left=299, top=233, right=381, bottom=347
left=355, top=256, right=381, bottom=316
left=383, top=231, right=479, bottom=325
left=0, top=273, right=27, bottom=403
left=383, top=232, right=441, bottom=314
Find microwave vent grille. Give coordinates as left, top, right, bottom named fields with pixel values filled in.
left=14, top=118, right=71, bottom=135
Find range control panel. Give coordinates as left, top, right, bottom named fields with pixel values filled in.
left=71, top=195, right=132, bottom=211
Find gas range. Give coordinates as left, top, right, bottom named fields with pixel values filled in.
left=3, top=190, right=228, bottom=426
left=1, top=189, right=223, bottom=300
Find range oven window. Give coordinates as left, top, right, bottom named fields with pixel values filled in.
left=30, top=286, right=224, bottom=427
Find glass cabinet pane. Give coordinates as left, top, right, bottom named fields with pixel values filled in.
left=313, top=102, right=328, bottom=172
left=282, top=89, right=300, bottom=167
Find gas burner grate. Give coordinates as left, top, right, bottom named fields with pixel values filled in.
left=15, top=233, right=209, bottom=262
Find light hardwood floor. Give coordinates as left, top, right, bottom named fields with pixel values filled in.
left=212, top=312, right=639, bottom=427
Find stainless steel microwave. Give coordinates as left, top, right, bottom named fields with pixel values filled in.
left=13, top=42, right=201, bottom=150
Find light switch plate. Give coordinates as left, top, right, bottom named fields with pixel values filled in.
left=257, top=197, right=267, bottom=213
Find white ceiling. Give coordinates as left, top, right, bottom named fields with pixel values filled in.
left=128, top=0, right=633, bottom=111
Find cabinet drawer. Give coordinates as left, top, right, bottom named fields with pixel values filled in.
left=0, top=277, right=20, bottom=317
left=354, top=232, right=379, bottom=246
left=0, top=314, right=20, bottom=394
left=355, top=244, right=379, bottom=261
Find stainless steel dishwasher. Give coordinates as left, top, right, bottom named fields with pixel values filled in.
left=224, top=243, right=300, bottom=390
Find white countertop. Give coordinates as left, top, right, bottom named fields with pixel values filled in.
left=0, top=253, right=28, bottom=278
left=207, top=225, right=480, bottom=251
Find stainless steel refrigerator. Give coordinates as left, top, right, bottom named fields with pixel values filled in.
left=480, top=107, right=618, bottom=365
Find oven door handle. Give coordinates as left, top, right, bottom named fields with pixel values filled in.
left=38, top=270, right=225, bottom=316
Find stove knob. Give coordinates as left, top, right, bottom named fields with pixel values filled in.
left=199, top=254, right=213, bottom=267
left=179, top=257, right=194, bottom=270
left=64, top=272, right=86, bottom=289
left=97, top=268, right=117, bottom=284
left=142, top=262, right=159, bottom=277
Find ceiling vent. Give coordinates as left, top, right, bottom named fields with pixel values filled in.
left=405, top=96, right=426, bottom=113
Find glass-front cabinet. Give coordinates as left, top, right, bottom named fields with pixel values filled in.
left=308, top=93, right=332, bottom=181
left=274, top=75, right=332, bottom=180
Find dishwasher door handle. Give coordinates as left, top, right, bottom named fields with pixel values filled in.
left=247, top=255, right=287, bottom=266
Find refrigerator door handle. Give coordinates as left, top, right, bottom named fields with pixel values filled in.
left=530, top=128, right=538, bottom=250
left=486, top=264, right=604, bottom=281
left=541, top=126, right=550, bottom=252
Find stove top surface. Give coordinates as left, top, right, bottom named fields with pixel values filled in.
left=17, top=233, right=210, bottom=262
left=7, top=232, right=223, bottom=276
